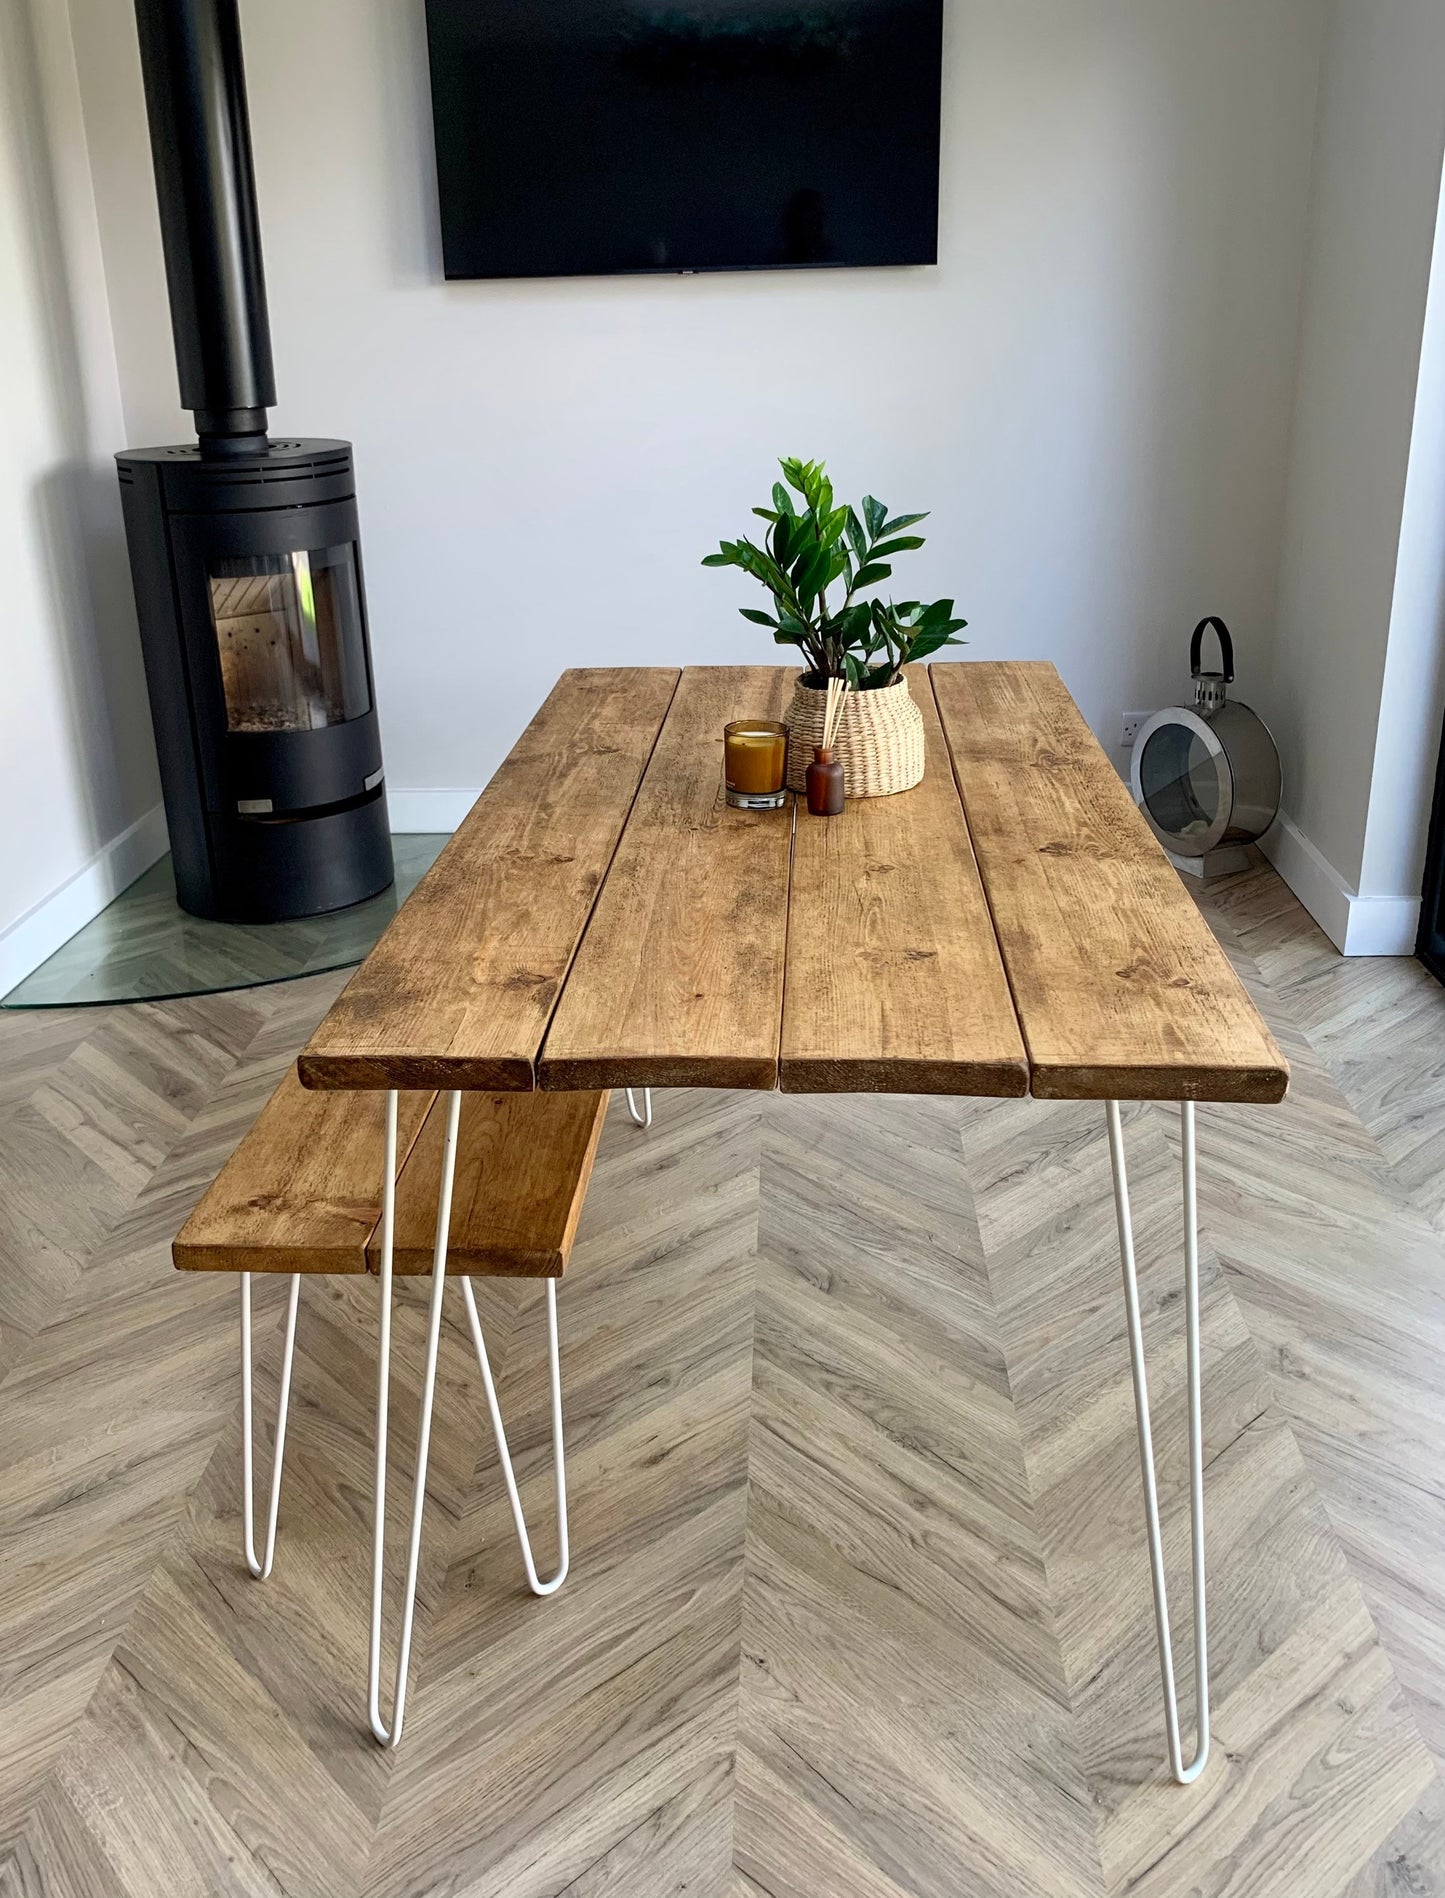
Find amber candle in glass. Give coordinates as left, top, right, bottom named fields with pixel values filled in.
left=724, top=720, right=788, bottom=809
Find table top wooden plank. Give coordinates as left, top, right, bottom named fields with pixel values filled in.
left=780, top=668, right=1029, bottom=1097
left=173, top=1075, right=435, bottom=1272
left=297, top=668, right=678, bottom=1092
left=931, top=661, right=1289, bottom=1102
left=538, top=667, right=795, bottom=1092
left=369, top=1089, right=609, bottom=1276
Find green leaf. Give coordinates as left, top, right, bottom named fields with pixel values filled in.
left=845, top=508, right=868, bottom=562
left=752, top=507, right=779, bottom=523
left=869, top=535, right=925, bottom=559
left=738, top=544, right=802, bottom=610
left=798, top=462, right=829, bottom=514
left=902, top=626, right=956, bottom=661
left=803, top=538, right=836, bottom=593
left=850, top=561, right=893, bottom=590
left=918, top=597, right=955, bottom=626
left=862, top=494, right=887, bottom=538
left=821, top=505, right=850, bottom=547
left=781, top=459, right=809, bottom=497
left=739, top=607, right=778, bottom=627
left=880, top=511, right=928, bottom=534
left=772, top=481, right=796, bottom=517
left=773, top=627, right=805, bottom=646
left=701, top=551, right=736, bottom=567
left=843, top=652, right=867, bottom=688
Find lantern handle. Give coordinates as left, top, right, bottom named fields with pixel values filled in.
left=1190, top=616, right=1234, bottom=682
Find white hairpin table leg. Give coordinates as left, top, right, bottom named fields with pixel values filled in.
left=240, top=1269, right=300, bottom=1580
left=459, top=1275, right=569, bottom=1595
left=369, top=1087, right=463, bottom=1749
left=1106, top=1098, right=1210, bottom=1785
left=624, top=1087, right=653, bottom=1129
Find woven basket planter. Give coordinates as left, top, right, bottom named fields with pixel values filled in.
left=784, top=673, right=925, bottom=798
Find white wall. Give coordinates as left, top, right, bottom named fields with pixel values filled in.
left=1261, top=0, right=1445, bottom=950
left=65, top=0, right=1327, bottom=811
left=0, top=0, right=162, bottom=992
left=1359, top=148, right=1445, bottom=909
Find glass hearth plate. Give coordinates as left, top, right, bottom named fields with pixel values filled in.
left=2, top=834, right=447, bottom=1009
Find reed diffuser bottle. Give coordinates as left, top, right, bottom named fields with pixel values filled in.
left=806, top=677, right=847, bottom=816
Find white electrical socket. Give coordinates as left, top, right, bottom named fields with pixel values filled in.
left=1120, top=710, right=1150, bottom=748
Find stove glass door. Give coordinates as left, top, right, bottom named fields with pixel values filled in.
left=207, top=544, right=371, bottom=734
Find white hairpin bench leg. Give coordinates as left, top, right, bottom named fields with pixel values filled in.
left=1105, top=1098, right=1210, bottom=1785
left=240, top=1269, right=300, bottom=1580
left=624, top=1087, right=653, bottom=1129
left=459, top=1275, right=569, bottom=1595
left=369, top=1087, right=463, bottom=1749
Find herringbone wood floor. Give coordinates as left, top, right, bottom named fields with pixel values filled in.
left=3, top=859, right=1445, bottom=1896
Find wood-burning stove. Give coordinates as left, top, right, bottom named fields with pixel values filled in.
left=117, top=0, right=393, bottom=921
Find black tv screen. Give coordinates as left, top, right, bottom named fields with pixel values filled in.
left=424, top=1, right=944, bottom=280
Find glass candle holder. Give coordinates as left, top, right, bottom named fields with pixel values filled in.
left=724, top=719, right=788, bottom=809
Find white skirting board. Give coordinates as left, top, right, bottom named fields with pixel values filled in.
left=1261, top=811, right=1420, bottom=956
left=0, top=801, right=170, bottom=998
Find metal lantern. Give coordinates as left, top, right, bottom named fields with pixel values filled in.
left=1131, top=617, right=1281, bottom=878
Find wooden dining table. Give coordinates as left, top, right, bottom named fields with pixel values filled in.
left=297, top=661, right=1288, bottom=1783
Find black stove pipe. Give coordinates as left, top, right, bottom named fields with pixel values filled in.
left=133, top=0, right=275, bottom=451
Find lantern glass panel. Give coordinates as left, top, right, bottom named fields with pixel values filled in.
left=1139, top=722, right=1224, bottom=845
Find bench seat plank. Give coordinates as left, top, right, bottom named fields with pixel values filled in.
left=174, top=1074, right=608, bottom=1279
left=780, top=668, right=1028, bottom=1097
left=372, top=1089, right=608, bottom=1276
left=298, top=668, right=679, bottom=1093
left=173, top=1075, right=434, bottom=1273
left=930, top=662, right=1289, bottom=1103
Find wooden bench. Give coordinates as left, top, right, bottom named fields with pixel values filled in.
left=173, top=1070, right=608, bottom=1277
left=176, top=1066, right=610, bottom=1747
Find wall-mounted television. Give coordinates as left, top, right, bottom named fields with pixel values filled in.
left=424, top=0, right=944, bottom=281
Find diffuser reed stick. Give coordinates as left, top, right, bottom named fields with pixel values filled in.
left=821, top=676, right=845, bottom=753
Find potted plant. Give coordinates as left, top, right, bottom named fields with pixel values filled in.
left=703, top=457, right=967, bottom=795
